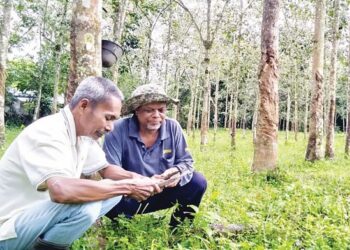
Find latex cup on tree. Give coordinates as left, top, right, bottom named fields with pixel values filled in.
left=101, top=40, right=123, bottom=68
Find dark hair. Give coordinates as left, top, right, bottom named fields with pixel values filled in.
left=69, top=76, right=124, bottom=109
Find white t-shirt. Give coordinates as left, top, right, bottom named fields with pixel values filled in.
left=0, top=106, right=108, bottom=241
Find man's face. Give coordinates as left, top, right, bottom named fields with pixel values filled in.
left=135, top=102, right=167, bottom=131
left=78, top=96, right=121, bottom=140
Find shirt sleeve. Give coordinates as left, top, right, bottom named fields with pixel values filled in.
left=82, top=140, right=109, bottom=175
left=19, top=133, right=74, bottom=191
left=172, top=121, right=194, bottom=186
left=103, top=121, right=123, bottom=166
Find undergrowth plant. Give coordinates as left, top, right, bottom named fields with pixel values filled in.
left=3, top=127, right=350, bottom=249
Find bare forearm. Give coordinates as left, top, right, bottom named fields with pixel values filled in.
left=47, top=177, right=132, bottom=203
left=99, top=164, right=144, bottom=180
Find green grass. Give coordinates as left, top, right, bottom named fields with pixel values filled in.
left=0, top=126, right=23, bottom=157
left=74, top=129, right=350, bottom=249
left=4, top=127, right=350, bottom=249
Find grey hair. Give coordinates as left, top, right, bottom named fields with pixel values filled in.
left=69, top=76, right=124, bottom=109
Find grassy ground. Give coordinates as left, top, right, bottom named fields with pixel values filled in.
left=2, top=127, right=350, bottom=249
left=74, top=129, right=350, bottom=249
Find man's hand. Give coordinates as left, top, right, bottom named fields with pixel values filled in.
left=153, top=167, right=181, bottom=188
left=122, top=178, right=161, bottom=202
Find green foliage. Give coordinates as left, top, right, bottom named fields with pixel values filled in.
left=0, top=126, right=23, bottom=157
left=69, top=129, right=350, bottom=249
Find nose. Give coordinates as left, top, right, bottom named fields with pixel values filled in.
left=105, top=121, right=114, bottom=132
left=152, top=110, right=161, bottom=118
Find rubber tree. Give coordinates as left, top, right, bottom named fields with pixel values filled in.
left=305, top=0, right=326, bottom=161
left=252, top=0, right=280, bottom=172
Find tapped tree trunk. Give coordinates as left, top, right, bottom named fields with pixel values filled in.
left=0, top=0, right=13, bottom=145
left=306, top=0, right=325, bottom=161
left=252, top=0, right=280, bottom=172
left=325, top=0, right=340, bottom=159
left=66, top=0, right=102, bottom=103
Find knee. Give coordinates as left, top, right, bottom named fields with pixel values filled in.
left=77, top=201, right=102, bottom=225
left=191, top=172, right=207, bottom=194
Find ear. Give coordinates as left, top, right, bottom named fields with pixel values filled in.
left=78, top=98, right=90, bottom=110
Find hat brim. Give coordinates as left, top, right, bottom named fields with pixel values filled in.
left=121, top=93, right=179, bottom=116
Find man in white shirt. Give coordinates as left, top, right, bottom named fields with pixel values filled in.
left=0, top=76, right=161, bottom=250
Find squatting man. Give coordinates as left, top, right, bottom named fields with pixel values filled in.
left=0, top=77, right=166, bottom=250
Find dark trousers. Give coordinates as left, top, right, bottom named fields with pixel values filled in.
left=106, top=171, right=207, bottom=227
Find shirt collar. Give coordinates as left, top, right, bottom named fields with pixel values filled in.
left=128, top=115, right=169, bottom=141
left=61, top=105, right=77, bottom=146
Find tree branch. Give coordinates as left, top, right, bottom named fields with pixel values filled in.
left=173, top=0, right=205, bottom=43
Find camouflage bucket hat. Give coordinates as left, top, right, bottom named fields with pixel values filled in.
left=121, top=84, right=179, bottom=115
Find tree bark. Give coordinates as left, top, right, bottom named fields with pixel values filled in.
left=305, top=0, right=325, bottom=161
left=325, top=0, right=339, bottom=159
left=304, top=87, right=309, bottom=139
left=213, top=73, right=219, bottom=142
left=345, top=13, right=350, bottom=155
left=293, top=78, right=299, bottom=141
left=252, top=88, right=259, bottom=143
left=0, top=0, right=12, bottom=145
left=252, top=0, right=280, bottom=172
left=224, top=83, right=229, bottom=128
left=66, top=0, right=102, bottom=103
left=52, top=0, right=68, bottom=114
left=33, top=0, right=49, bottom=122
left=111, top=0, right=129, bottom=85
left=285, top=88, right=290, bottom=142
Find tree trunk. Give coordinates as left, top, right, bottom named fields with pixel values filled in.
left=0, top=0, right=12, bottom=145
left=286, top=88, right=290, bottom=142
left=195, top=86, right=202, bottom=131
left=230, top=90, right=237, bottom=148
left=325, top=0, right=339, bottom=159
left=192, top=83, right=200, bottom=139
left=186, top=80, right=195, bottom=135
left=304, top=87, right=309, bottom=139
left=163, top=1, right=173, bottom=93
left=305, top=0, right=325, bottom=161
left=213, top=74, right=219, bottom=142
left=52, top=0, right=68, bottom=114
left=66, top=0, right=102, bottom=103
left=242, top=107, right=246, bottom=138
left=224, top=84, right=229, bottom=128
left=200, top=49, right=210, bottom=148
left=230, top=0, right=243, bottom=149
left=293, top=82, right=298, bottom=141
left=33, top=0, right=49, bottom=122
left=252, top=88, right=259, bottom=143
left=345, top=13, right=350, bottom=155
left=228, top=89, right=233, bottom=129
left=172, top=77, right=179, bottom=120
left=111, top=0, right=129, bottom=85
left=252, top=0, right=280, bottom=172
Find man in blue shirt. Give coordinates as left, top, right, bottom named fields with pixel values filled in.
left=103, top=84, right=207, bottom=228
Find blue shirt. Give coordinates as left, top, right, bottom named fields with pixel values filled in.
left=103, top=116, right=194, bottom=186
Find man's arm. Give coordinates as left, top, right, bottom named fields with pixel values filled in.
left=46, top=176, right=159, bottom=203
left=99, top=164, right=144, bottom=180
